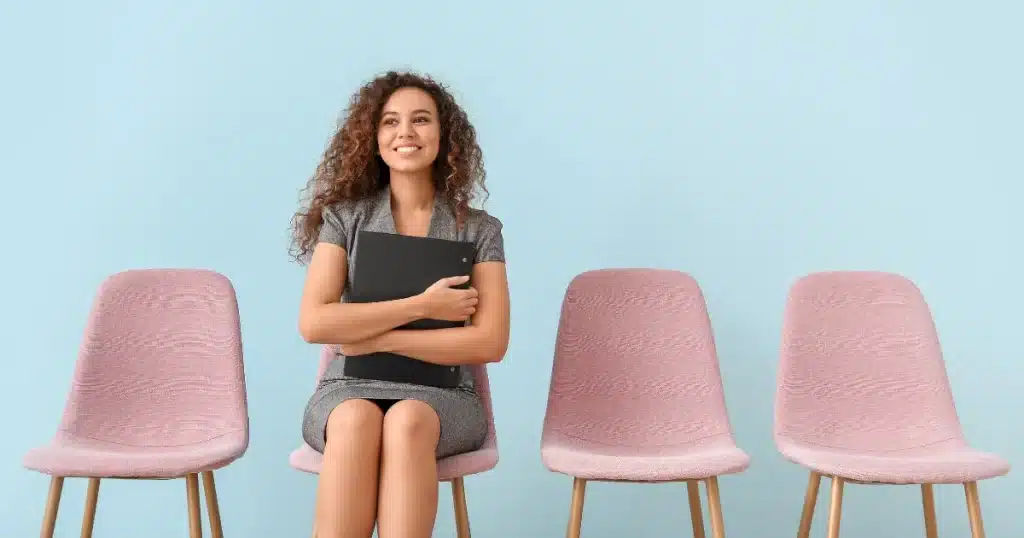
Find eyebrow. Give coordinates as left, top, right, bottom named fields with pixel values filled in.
left=381, top=108, right=434, bottom=116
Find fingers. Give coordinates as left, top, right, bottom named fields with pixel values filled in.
left=449, top=286, right=478, bottom=301
left=429, top=278, right=477, bottom=321
left=442, top=309, right=475, bottom=322
left=440, top=275, right=470, bottom=287
left=453, top=295, right=478, bottom=321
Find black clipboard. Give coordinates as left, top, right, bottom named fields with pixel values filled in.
left=342, top=230, right=475, bottom=388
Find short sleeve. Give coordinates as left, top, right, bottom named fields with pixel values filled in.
left=474, top=214, right=505, bottom=263
left=318, top=204, right=347, bottom=247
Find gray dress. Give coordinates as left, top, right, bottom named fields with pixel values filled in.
left=301, top=186, right=504, bottom=459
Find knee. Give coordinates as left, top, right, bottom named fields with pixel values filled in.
left=325, top=399, right=384, bottom=447
left=382, top=400, right=441, bottom=449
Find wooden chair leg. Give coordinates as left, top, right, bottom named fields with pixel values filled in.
left=921, top=484, right=938, bottom=538
left=964, top=481, right=986, bottom=538
left=201, top=471, right=223, bottom=538
left=826, top=476, right=844, bottom=538
left=704, top=476, right=726, bottom=538
left=566, top=477, right=586, bottom=538
left=185, top=473, right=203, bottom=538
left=451, top=477, right=472, bottom=538
left=686, top=480, right=706, bottom=538
left=40, top=476, right=65, bottom=538
left=80, top=478, right=101, bottom=538
left=797, top=472, right=821, bottom=538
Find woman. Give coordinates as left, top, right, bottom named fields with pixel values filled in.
left=290, top=71, right=510, bottom=538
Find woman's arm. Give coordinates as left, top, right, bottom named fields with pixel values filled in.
left=346, top=261, right=510, bottom=365
left=298, top=243, right=428, bottom=345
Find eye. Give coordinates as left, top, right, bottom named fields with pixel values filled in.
left=414, top=116, right=431, bottom=124
left=382, top=118, right=398, bottom=126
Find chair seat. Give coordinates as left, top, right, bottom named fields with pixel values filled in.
left=776, top=438, right=1011, bottom=484
left=541, top=432, right=750, bottom=482
left=23, top=431, right=248, bottom=479
left=289, top=442, right=499, bottom=481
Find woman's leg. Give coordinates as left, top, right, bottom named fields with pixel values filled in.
left=376, top=400, right=441, bottom=538
left=315, top=398, right=385, bottom=538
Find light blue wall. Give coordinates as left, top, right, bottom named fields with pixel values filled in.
left=2, top=1, right=1020, bottom=536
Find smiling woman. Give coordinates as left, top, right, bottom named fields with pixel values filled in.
left=379, top=90, right=441, bottom=173
left=289, top=71, right=510, bottom=538
left=290, top=71, right=488, bottom=261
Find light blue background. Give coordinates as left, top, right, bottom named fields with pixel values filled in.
left=2, top=1, right=1020, bottom=536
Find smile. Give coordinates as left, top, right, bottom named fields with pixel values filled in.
left=395, top=146, right=421, bottom=154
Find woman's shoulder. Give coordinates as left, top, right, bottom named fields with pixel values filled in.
left=318, top=194, right=387, bottom=249
left=462, top=206, right=505, bottom=263
left=323, top=193, right=382, bottom=226
left=461, top=206, right=503, bottom=238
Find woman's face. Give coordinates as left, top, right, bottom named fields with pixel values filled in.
left=377, top=87, right=441, bottom=174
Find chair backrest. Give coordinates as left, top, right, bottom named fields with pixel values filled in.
left=316, top=345, right=335, bottom=381
left=58, top=269, right=248, bottom=447
left=774, top=271, right=964, bottom=451
left=315, top=346, right=497, bottom=451
left=541, top=268, right=735, bottom=448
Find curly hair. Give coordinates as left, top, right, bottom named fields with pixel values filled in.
left=289, top=70, right=488, bottom=263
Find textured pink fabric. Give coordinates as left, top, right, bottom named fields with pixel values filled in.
left=23, top=269, right=249, bottom=479
left=774, top=271, right=1010, bottom=484
left=540, top=269, right=749, bottom=481
left=288, top=345, right=499, bottom=481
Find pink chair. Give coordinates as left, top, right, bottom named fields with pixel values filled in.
left=775, top=271, right=1010, bottom=538
left=289, top=345, right=499, bottom=538
left=22, top=269, right=249, bottom=538
left=541, top=268, right=750, bottom=538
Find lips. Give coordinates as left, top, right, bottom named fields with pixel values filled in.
left=395, top=145, right=421, bottom=154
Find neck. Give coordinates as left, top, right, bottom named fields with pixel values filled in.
left=388, top=170, right=435, bottom=212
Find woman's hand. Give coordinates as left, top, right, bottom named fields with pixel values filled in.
left=419, top=275, right=479, bottom=322
left=338, top=337, right=380, bottom=357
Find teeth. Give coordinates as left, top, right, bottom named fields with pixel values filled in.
left=396, top=146, right=419, bottom=153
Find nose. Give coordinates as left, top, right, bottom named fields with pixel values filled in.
left=397, top=119, right=415, bottom=137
